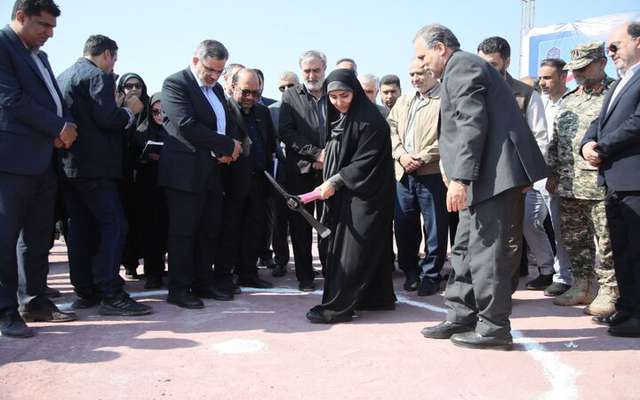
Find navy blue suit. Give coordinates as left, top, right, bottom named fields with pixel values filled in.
left=582, top=68, right=640, bottom=315
left=159, top=68, right=236, bottom=295
left=57, top=58, right=132, bottom=300
left=0, top=26, right=71, bottom=315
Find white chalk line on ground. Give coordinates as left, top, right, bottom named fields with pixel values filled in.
left=57, top=286, right=578, bottom=400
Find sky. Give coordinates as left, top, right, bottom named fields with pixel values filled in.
left=2, top=0, right=638, bottom=100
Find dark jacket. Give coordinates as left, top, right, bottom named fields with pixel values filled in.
left=0, top=26, right=72, bottom=176
left=439, top=50, right=548, bottom=206
left=278, top=84, right=326, bottom=175
left=506, top=73, right=533, bottom=116
left=158, top=67, right=236, bottom=194
left=223, top=98, right=277, bottom=199
left=134, top=93, right=166, bottom=187
left=57, top=58, right=131, bottom=179
left=581, top=71, right=640, bottom=191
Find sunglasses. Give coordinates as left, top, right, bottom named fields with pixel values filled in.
left=279, top=83, right=295, bottom=92
left=239, top=89, right=260, bottom=98
left=607, top=42, right=621, bottom=54
left=124, top=83, right=142, bottom=90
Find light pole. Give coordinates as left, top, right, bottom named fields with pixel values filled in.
left=520, top=0, right=536, bottom=76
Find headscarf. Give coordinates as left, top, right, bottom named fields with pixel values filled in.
left=136, top=92, right=163, bottom=136
left=321, top=68, right=392, bottom=198
left=117, top=72, right=150, bottom=127
left=324, top=68, right=379, bottom=129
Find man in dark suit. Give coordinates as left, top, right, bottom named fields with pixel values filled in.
left=581, top=22, right=640, bottom=337
left=57, top=34, right=152, bottom=317
left=414, top=24, right=548, bottom=349
left=159, top=39, right=242, bottom=309
left=0, top=0, right=78, bottom=338
left=222, top=68, right=276, bottom=288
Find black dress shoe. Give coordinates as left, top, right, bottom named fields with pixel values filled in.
left=144, top=276, right=163, bottom=290
left=213, top=277, right=242, bottom=295
left=403, top=274, right=418, bottom=291
left=258, top=257, right=277, bottom=269
left=71, top=295, right=102, bottom=309
left=124, top=266, right=139, bottom=280
left=99, top=292, right=153, bottom=316
left=21, top=306, right=77, bottom=323
left=608, top=315, right=640, bottom=337
left=45, top=285, right=62, bottom=298
left=0, top=312, right=34, bottom=338
left=421, top=321, right=475, bottom=339
left=193, top=286, right=234, bottom=301
left=167, top=292, right=204, bottom=309
left=271, top=264, right=287, bottom=277
left=299, top=281, right=316, bottom=292
left=306, top=307, right=353, bottom=324
left=544, top=282, right=571, bottom=297
left=526, top=273, right=553, bottom=290
left=417, top=277, right=440, bottom=297
left=237, top=276, right=274, bottom=289
left=592, top=310, right=632, bottom=326
left=450, top=331, right=513, bottom=350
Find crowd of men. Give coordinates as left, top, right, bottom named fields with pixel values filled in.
left=1, top=0, right=639, bottom=348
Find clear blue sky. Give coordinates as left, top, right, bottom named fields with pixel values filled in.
left=2, top=0, right=638, bottom=99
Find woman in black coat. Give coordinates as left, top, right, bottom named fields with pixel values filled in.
left=117, top=73, right=150, bottom=279
left=306, top=69, right=396, bottom=324
left=133, top=93, right=168, bottom=289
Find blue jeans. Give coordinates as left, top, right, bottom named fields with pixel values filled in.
left=394, top=174, right=448, bottom=281
left=63, top=178, right=127, bottom=298
left=523, top=186, right=572, bottom=285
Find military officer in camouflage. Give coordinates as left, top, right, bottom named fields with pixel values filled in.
left=546, top=42, right=618, bottom=317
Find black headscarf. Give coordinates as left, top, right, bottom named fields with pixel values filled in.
left=117, top=72, right=150, bottom=127
left=321, top=69, right=394, bottom=199
left=324, top=68, right=377, bottom=129
left=137, top=92, right=163, bottom=137
left=134, top=92, right=166, bottom=161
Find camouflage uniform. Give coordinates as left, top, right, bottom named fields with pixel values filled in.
left=547, top=77, right=616, bottom=288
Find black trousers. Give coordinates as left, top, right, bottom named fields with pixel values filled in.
left=235, top=175, right=270, bottom=279
left=165, top=171, right=222, bottom=294
left=444, top=187, right=524, bottom=337
left=287, top=171, right=325, bottom=284
left=605, top=190, right=640, bottom=315
left=0, top=165, right=56, bottom=315
left=63, top=178, right=127, bottom=299
left=270, top=190, right=291, bottom=266
left=121, top=180, right=140, bottom=271
left=137, top=182, right=168, bottom=279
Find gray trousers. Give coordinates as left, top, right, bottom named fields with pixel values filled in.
left=444, top=187, right=524, bottom=336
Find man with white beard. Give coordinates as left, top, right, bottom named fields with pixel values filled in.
left=278, top=50, right=328, bottom=291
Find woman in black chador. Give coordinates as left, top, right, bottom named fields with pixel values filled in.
left=117, top=73, right=150, bottom=279
left=306, top=69, right=396, bottom=324
left=133, top=93, right=168, bottom=289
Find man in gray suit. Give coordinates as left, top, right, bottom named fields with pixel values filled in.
left=414, top=24, right=547, bottom=350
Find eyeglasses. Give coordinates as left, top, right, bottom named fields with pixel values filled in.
left=608, top=42, right=621, bottom=54
left=124, top=83, right=141, bottom=90
left=239, top=89, right=260, bottom=98
left=151, top=109, right=162, bottom=116
left=279, top=83, right=295, bottom=92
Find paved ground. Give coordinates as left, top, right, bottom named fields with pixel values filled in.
left=1, top=241, right=639, bottom=400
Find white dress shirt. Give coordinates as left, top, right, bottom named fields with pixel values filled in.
left=607, top=61, right=640, bottom=114
left=526, top=90, right=549, bottom=159
left=189, top=65, right=226, bottom=135
left=31, top=52, right=62, bottom=118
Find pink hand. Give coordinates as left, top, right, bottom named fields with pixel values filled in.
left=299, top=189, right=323, bottom=204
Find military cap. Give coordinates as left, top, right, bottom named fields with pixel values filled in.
left=564, top=41, right=606, bottom=71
